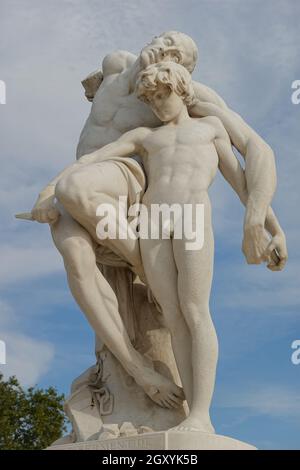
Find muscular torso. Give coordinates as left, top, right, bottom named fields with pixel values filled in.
left=141, top=118, right=219, bottom=206
left=77, top=71, right=161, bottom=158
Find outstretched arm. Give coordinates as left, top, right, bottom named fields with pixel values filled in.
left=212, top=116, right=287, bottom=271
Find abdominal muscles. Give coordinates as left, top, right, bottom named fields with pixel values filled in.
left=143, top=144, right=218, bottom=207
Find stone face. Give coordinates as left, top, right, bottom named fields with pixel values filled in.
left=17, top=31, right=287, bottom=449
left=47, top=431, right=257, bottom=451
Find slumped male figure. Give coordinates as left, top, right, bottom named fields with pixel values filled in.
left=27, top=33, right=287, bottom=435
left=52, top=62, right=283, bottom=432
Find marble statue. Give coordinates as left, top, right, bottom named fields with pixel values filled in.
left=17, top=31, right=287, bottom=449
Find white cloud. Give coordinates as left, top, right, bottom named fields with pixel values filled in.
left=0, top=331, right=54, bottom=387
left=0, top=298, right=54, bottom=386
left=215, top=258, right=300, bottom=311
left=0, top=243, right=63, bottom=286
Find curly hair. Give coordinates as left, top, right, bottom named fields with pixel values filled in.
left=136, top=61, right=195, bottom=107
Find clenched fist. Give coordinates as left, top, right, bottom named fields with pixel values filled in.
left=31, top=188, right=60, bottom=224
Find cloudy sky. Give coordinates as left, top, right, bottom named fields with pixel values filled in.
left=0, top=0, right=299, bottom=450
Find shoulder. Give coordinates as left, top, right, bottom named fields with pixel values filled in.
left=198, top=116, right=229, bottom=140
left=81, top=51, right=137, bottom=101
left=102, top=50, right=137, bottom=77
left=192, top=81, right=228, bottom=109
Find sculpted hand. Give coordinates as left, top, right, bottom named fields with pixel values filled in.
left=242, top=224, right=288, bottom=271
left=242, top=223, right=267, bottom=265
left=264, top=232, right=288, bottom=271
left=31, top=188, right=60, bottom=224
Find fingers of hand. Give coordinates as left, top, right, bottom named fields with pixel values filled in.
left=31, top=208, right=57, bottom=224
left=266, top=255, right=287, bottom=271
left=48, top=208, right=60, bottom=223
left=242, top=244, right=263, bottom=264
left=264, top=240, right=276, bottom=259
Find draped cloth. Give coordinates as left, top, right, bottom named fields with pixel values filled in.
left=93, top=156, right=148, bottom=346
left=94, top=156, right=146, bottom=271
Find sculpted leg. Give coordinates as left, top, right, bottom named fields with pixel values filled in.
left=51, top=208, right=182, bottom=407
left=172, top=225, right=217, bottom=433
left=140, top=237, right=193, bottom=408
left=55, top=162, right=143, bottom=277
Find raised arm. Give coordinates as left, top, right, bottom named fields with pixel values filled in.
left=212, top=116, right=287, bottom=271
left=81, top=50, right=137, bottom=102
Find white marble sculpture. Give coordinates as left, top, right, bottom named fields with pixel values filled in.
left=17, top=31, right=287, bottom=449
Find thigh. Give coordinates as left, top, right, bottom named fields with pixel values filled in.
left=76, top=161, right=130, bottom=200
left=173, top=226, right=214, bottom=308
left=140, top=238, right=180, bottom=314
left=61, top=162, right=130, bottom=244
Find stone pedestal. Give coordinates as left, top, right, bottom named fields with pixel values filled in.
left=47, top=431, right=256, bottom=450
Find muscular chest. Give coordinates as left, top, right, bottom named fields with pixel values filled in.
left=143, top=122, right=216, bottom=156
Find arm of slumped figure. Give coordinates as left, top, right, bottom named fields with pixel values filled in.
left=190, top=100, right=279, bottom=258
left=30, top=128, right=150, bottom=224
left=212, top=116, right=287, bottom=271
left=189, top=81, right=228, bottom=110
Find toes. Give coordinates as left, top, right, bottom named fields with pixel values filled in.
left=152, top=395, right=165, bottom=408
left=170, top=393, right=183, bottom=405
left=161, top=398, right=172, bottom=409
left=173, top=387, right=185, bottom=399
left=167, top=395, right=181, bottom=408
left=165, top=397, right=178, bottom=408
left=161, top=400, right=170, bottom=409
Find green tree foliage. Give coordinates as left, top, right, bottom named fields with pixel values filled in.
left=0, top=374, right=66, bottom=450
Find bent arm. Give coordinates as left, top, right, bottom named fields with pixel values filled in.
left=215, top=125, right=287, bottom=269
left=194, top=102, right=277, bottom=228
left=190, top=81, right=228, bottom=109
left=215, top=134, right=282, bottom=233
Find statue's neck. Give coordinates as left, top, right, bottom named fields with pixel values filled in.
left=164, top=107, right=191, bottom=126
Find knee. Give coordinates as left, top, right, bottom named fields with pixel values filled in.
left=55, top=170, right=86, bottom=210
left=181, top=302, right=211, bottom=331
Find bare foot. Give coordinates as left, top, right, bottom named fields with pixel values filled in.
left=171, top=416, right=215, bottom=433
left=135, top=367, right=185, bottom=409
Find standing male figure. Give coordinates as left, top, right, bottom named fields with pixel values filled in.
left=54, top=61, right=285, bottom=432
left=29, top=32, right=287, bottom=433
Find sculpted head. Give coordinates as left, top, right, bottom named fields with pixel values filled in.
left=136, top=61, right=195, bottom=122
left=140, top=31, right=198, bottom=73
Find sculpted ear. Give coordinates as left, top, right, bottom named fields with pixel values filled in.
left=81, top=68, right=103, bottom=102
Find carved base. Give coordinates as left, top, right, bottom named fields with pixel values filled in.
left=47, top=430, right=257, bottom=450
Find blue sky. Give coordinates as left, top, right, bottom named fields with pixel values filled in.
left=0, top=0, right=299, bottom=450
